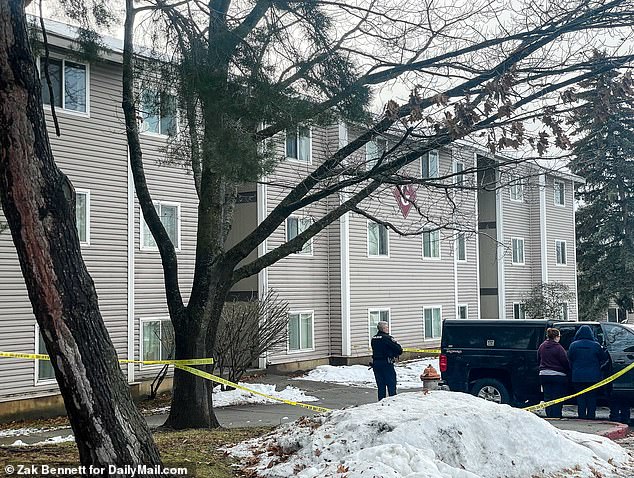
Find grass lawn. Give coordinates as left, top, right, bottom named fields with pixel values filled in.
left=0, top=427, right=271, bottom=478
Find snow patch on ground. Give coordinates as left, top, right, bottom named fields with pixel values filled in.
left=229, top=391, right=634, bottom=478
left=0, top=426, right=66, bottom=438
left=295, top=358, right=439, bottom=389
left=146, top=384, right=319, bottom=415
left=9, top=434, right=75, bottom=447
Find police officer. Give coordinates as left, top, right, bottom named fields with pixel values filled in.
left=370, top=321, right=403, bottom=401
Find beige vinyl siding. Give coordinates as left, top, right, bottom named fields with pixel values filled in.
left=0, top=59, right=131, bottom=399
left=502, top=172, right=542, bottom=319
left=545, top=176, right=578, bottom=320
left=264, top=126, right=335, bottom=364
left=134, top=134, right=198, bottom=379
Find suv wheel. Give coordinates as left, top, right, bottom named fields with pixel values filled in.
left=470, top=379, right=510, bottom=404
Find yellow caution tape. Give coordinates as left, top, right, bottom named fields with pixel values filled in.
left=523, top=361, right=634, bottom=412
left=403, top=348, right=441, bottom=354
left=0, top=351, right=213, bottom=366
left=175, top=364, right=332, bottom=413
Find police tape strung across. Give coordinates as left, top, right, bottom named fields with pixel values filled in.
left=402, top=348, right=441, bottom=354
left=175, top=364, right=332, bottom=413
left=0, top=351, right=214, bottom=366
left=523, top=361, right=634, bottom=412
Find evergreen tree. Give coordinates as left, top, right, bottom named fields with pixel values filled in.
left=570, top=57, right=634, bottom=320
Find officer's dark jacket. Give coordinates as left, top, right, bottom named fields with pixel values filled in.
left=371, top=331, right=403, bottom=361
left=568, top=325, right=609, bottom=383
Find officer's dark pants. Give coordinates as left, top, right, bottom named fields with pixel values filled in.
left=573, top=382, right=598, bottom=419
left=540, top=375, right=568, bottom=418
left=373, top=360, right=397, bottom=401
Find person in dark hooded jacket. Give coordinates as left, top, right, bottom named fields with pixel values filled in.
left=567, top=325, right=609, bottom=419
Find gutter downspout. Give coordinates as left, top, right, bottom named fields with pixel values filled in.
left=339, top=121, right=351, bottom=357
left=496, top=165, right=506, bottom=319
left=474, top=152, right=481, bottom=319
left=127, top=157, right=135, bottom=382
left=572, top=179, right=579, bottom=320
left=539, top=174, right=549, bottom=283
left=257, top=181, right=268, bottom=368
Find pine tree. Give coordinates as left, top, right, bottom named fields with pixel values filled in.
left=569, top=56, right=634, bottom=320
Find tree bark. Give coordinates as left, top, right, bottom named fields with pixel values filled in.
left=0, top=1, right=163, bottom=470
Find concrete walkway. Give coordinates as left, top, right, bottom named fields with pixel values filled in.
left=0, top=374, right=629, bottom=445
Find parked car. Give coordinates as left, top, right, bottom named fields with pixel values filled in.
left=439, top=319, right=634, bottom=405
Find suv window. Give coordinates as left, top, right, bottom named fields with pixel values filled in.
left=556, top=324, right=604, bottom=350
left=444, top=326, right=541, bottom=349
left=604, top=323, right=634, bottom=353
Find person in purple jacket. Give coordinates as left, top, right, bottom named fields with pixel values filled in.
left=537, top=328, right=570, bottom=418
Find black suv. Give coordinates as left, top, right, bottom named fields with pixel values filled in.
left=440, top=319, right=634, bottom=405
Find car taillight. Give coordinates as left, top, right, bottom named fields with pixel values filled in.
left=439, top=354, right=447, bottom=373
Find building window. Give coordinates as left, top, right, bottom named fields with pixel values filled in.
left=556, top=240, right=567, bottom=265
left=141, top=319, right=174, bottom=362
left=75, top=189, right=90, bottom=245
left=456, top=232, right=466, bottom=261
left=458, top=305, right=468, bottom=320
left=554, top=181, right=565, bottom=206
left=509, top=175, right=524, bottom=202
left=423, top=229, right=441, bottom=259
left=424, top=307, right=442, bottom=339
left=559, top=303, right=569, bottom=321
left=140, top=90, right=177, bottom=136
left=422, top=150, right=439, bottom=179
left=40, top=58, right=88, bottom=113
left=286, top=216, right=312, bottom=254
left=141, top=202, right=180, bottom=251
left=369, top=309, right=390, bottom=346
left=35, top=326, right=55, bottom=383
left=288, top=311, right=314, bottom=351
left=513, top=303, right=526, bottom=320
left=511, top=238, right=525, bottom=265
left=286, top=126, right=311, bottom=162
left=368, top=221, right=389, bottom=257
left=454, top=161, right=465, bottom=185
left=366, top=138, right=387, bottom=170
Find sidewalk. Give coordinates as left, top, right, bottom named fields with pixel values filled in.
left=0, top=374, right=629, bottom=445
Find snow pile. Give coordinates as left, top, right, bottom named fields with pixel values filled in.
left=9, top=434, right=75, bottom=447
left=230, top=391, right=633, bottom=478
left=296, top=358, right=439, bottom=389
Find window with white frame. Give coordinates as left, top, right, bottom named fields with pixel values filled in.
left=141, top=202, right=180, bottom=250
left=288, top=311, right=314, bottom=351
left=554, top=181, right=565, bottom=206
left=423, top=229, right=441, bottom=259
left=456, top=232, right=466, bottom=261
left=75, top=190, right=90, bottom=244
left=511, top=238, right=525, bottom=264
left=556, top=240, right=567, bottom=265
left=366, top=138, right=387, bottom=170
left=422, top=150, right=439, bottom=178
left=140, top=90, right=177, bottom=136
left=454, top=161, right=465, bottom=185
left=369, top=309, right=390, bottom=345
left=424, top=307, right=442, bottom=339
left=368, top=221, right=389, bottom=257
left=286, top=126, right=311, bottom=162
left=286, top=216, right=312, bottom=254
left=513, top=303, right=526, bottom=320
left=559, top=303, right=569, bottom=321
left=35, top=326, right=55, bottom=382
left=458, top=305, right=468, bottom=320
left=141, top=318, right=174, bottom=362
left=40, top=58, right=88, bottom=113
left=509, top=175, right=524, bottom=202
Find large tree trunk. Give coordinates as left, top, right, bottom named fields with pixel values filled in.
left=0, top=1, right=163, bottom=469
left=163, top=317, right=220, bottom=429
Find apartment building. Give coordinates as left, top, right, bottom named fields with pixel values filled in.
left=0, top=20, right=581, bottom=412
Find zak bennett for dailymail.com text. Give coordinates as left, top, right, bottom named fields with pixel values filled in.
left=4, top=464, right=190, bottom=476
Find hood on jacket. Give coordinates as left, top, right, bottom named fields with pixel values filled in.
left=574, top=325, right=596, bottom=341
